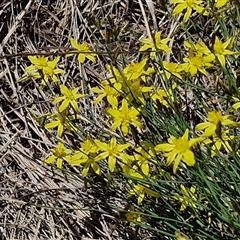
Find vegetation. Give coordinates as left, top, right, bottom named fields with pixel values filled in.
left=1, top=0, right=240, bottom=239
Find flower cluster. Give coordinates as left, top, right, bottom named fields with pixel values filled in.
left=34, top=31, right=238, bottom=210
left=20, top=3, right=240, bottom=233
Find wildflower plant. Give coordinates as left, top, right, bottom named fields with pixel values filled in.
left=44, top=142, right=71, bottom=169
left=67, top=38, right=97, bottom=63
left=170, top=0, right=208, bottom=22
left=155, top=129, right=203, bottom=174
left=212, top=36, right=236, bottom=68
left=44, top=110, right=76, bottom=137
left=107, top=99, right=143, bottom=136
left=139, top=31, right=172, bottom=59
left=195, top=111, right=236, bottom=137
left=94, top=137, right=130, bottom=172
left=173, top=184, right=199, bottom=212
left=53, top=84, right=87, bottom=112
left=23, top=56, right=64, bottom=87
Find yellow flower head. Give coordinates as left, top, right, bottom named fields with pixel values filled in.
left=139, top=31, right=172, bottom=59
left=203, top=129, right=234, bottom=157
left=175, top=230, right=190, bottom=240
left=44, top=142, right=71, bottom=169
left=44, top=111, right=76, bottom=137
left=129, top=183, right=159, bottom=205
left=232, top=97, right=240, bottom=111
left=214, top=0, right=228, bottom=8
left=107, top=99, right=142, bottom=136
left=67, top=138, right=101, bottom=177
left=92, top=81, right=122, bottom=108
left=173, top=184, right=198, bottom=212
left=24, top=56, right=64, bottom=87
left=67, top=38, right=97, bottom=63
left=155, top=129, right=202, bottom=174
left=171, top=0, right=208, bottom=22
left=54, top=85, right=87, bottom=112
left=123, top=58, right=154, bottom=82
left=180, top=50, right=214, bottom=76
left=125, top=207, right=145, bottom=226
left=195, top=111, right=235, bottom=137
left=105, top=64, right=126, bottom=84
left=151, top=84, right=176, bottom=108
left=212, top=36, right=236, bottom=68
left=184, top=41, right=211, bottom=55
left=94, top=137, right=130, bottom=172
left=160, top=61, right=182, bottom=80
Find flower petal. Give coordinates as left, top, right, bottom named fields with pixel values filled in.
left=182, top=150, right=195, bottom=166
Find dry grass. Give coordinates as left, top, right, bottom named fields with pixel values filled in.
left=0, top=0, right=171, bottom=239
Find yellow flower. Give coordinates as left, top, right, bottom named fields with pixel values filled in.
left=124, top=79, right=153, bottom=105
left=44, top=142, right=71, bottom=169
left=139, top=31, right=172, bottom=59
left=92, top=81, right=122, bottom=108
left=104, top=64, right=126, bottom=84
left=94, top=137, right=130, bottom=172
left=203, top=129, right=234, bottom=157
left=119, top=154, right=135, bottom=174
left=171, top=0, right=208, bottom=22
left=123, top=58, right=154, bottom=82
left=184, top=40, right=211, bottom=55
left=44, top=111, right=75, bottom=137
left=232, top=97, right=240, bottom=110
left=160, top=61, right=182, bottom=80
left=173, top=184, right=198, bottom=211
left=24, top=56, right=64, bottom=87
left=25, top=56, right=49, bottom=71
left=151, top=84, right=176, bottom=108
left=67, top=38, right=97, bottom=63
left=53, top=85, right=87, bottom=112
left=180, top=50, right=214, bottom=76
left=155, top=129, right=202, bottom=174
left=195, top=111, right=235, bottom=137
left=212, top=36, right=236, bottom=68
left=214, top=0, right=228, bottom=8
left=129, top=183, right=159, bottom=205
left=107, top=99, right=142, bottom=136
left=67, top=138, right=101, bottom=177
left=133, top=141, right=155, bottom=176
